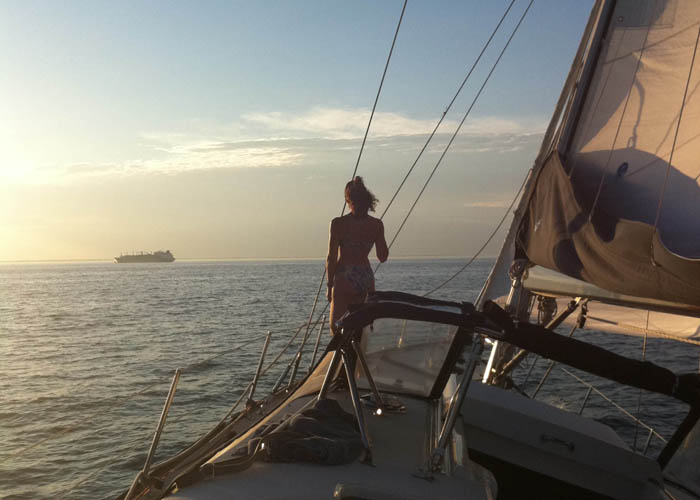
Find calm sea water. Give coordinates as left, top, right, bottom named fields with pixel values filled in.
left=1, top=259, right=697, bottom=500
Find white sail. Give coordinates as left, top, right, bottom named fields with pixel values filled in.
left=570, top=0, right=700, bottom=261
left=511, top=0, right=700, bottom=307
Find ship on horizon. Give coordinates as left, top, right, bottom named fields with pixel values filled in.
left=114, top=250, right=175, bottom=263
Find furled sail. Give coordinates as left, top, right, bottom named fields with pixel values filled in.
left=519, top=0, right=700, bottom=307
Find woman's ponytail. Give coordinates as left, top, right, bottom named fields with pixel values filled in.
left=345, top=176, right=378, bottom=216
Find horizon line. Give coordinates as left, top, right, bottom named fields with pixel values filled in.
left=0, top=255, right=498, bottom=264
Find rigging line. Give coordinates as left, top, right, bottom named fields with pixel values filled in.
left=588, top=22, right=652, bottom=221
left=379, top=0, right=518, bottom=220
left=653, top=25, right=700, bottom=235
left=375, top=0, right=535, bottom=274
left=304, top=0, right=407, bottom=339
left=348, top=0, right=408, bottom=195
left=423, top=172, right=527, bottom=297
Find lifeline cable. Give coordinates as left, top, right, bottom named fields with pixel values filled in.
left=0, top=317, right=326, bottom=467
left=561, top=367, right=666, bottom=444
left=0, top=335, right=268, bottom=466
left=375, top=0, right=535, bottom=275
left=47, top=320, right=328, bottom=499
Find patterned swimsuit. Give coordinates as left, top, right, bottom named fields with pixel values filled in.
left=336, top=238, right=375, bottom=294
left=336, top=265, right=374, bottom=294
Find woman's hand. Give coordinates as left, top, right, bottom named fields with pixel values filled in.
left=326, top=285, right=333, bottom=302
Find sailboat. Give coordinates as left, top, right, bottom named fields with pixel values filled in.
left=118, top=1, right=700, bottom=499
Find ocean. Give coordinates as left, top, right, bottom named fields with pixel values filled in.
left=1, top=259, right=697, bottom=500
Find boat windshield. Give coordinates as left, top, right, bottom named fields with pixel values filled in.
left=355, top=318, right=459, bottom=398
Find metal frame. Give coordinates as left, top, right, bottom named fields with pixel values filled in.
left=247, top=332, right=272, bottom=408
left=433, top=336, right=482, bottom=468
left=341, top=345, right=374, bottom=465
left=351, top=339, right=386, bottom=415
left=496, top=298, right=584, bottom=380
left=125, top=369, right=181, bottom=500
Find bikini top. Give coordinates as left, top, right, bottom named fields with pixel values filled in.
left=339, top=238, right=373, bottom=254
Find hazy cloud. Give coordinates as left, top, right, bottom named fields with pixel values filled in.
left=243, top=107, right=545, bottom=141
left=21, top=107, right=546, bottom=182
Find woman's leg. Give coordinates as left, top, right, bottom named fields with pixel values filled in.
left=329, top=291, right=347, bottom=336
left=330, top=279, right=364, bottom=335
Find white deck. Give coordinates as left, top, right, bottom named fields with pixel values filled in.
left=162, top=379, right=671, bottom=500
left=165, top=393, right=493, bottom=500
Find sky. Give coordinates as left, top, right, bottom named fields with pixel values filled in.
left=0, top=0, right=594, bottom=261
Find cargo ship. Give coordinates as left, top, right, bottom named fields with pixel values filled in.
left=114, top=250, right=175, bottom=263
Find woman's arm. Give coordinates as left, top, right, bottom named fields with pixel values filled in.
left=375, top=220, right=389, bottom=263
left=326, top=218, right=340, bottom=301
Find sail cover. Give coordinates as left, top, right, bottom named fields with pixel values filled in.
left=519, top=0, right=700, bottom=306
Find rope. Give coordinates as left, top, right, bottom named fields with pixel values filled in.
left=375, top=0, right=535, bottom=275
left=303, top=0, right=407, bottom=342
left=653, top=25, right=700, bottom=235
left=379, top=0, right=517, bottom=220
left=422, top=172, right=527, bottom=296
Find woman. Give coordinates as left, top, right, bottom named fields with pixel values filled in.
left=326, top=176, right=389, bottom=334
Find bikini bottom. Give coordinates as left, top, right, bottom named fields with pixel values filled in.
left=335, top=265, right=375, bottom=295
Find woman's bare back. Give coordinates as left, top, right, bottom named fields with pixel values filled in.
left=335, top=214, right=387, bottom=266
